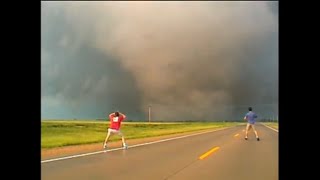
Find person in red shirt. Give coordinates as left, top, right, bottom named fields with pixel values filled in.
left=103, top=111, right=128, bottom=150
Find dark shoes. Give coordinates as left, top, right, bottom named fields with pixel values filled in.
left=245, top=137, right=260, bottom=141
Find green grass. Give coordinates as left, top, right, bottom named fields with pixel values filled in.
left=41, top=121, right=242, bottom=149
left=263, top=122, right=278, bottom=130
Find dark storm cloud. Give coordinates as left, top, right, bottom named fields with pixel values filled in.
left=42, top=1, right=278, bottom=120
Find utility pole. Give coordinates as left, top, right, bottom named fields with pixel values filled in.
left=148, top=105, right=151, bottom=123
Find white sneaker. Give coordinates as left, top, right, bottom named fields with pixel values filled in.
left=123, top=144, right=128, bottom=149
left=103, top=144, right=107, bottom=149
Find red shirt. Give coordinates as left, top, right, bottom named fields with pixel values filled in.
left=109, top=114, right=126, bottom=130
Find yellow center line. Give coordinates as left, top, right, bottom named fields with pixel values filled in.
left=199, top=147, right=220, bottom=160
left=234, top=134, right=239, bottom=137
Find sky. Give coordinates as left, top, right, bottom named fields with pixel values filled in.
left=41, top=1, right=278, bottom=121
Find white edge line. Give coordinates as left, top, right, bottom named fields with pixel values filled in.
left=41, top=126, right=235, bottom=164
left=261, top=123, right=279, bottom=132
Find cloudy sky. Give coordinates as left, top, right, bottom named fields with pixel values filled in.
left=41, top=1, right=278, bottom=121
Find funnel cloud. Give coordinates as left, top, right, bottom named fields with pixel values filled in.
left=41, top=1, right=278, bottom=121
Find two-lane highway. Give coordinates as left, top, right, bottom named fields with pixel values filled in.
left=41, top=124, right=278, bottom=180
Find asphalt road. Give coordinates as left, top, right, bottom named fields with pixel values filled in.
left=41, top=124, right=278, bottom=180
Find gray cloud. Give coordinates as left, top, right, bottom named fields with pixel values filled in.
left=41, top=1, right=278, bottom=120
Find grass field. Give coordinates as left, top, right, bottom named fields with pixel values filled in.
left=263, top=122, right=278, bottom=130
left=41, top=121, right=242, bottom=149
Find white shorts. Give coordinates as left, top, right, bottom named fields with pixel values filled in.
left=246, top=123, right=256, bottom=131
left=107, top=128, right=123, bottom=136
